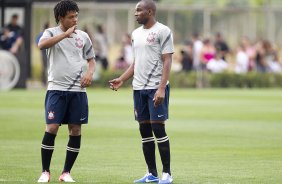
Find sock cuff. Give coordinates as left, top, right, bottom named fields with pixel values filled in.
left=68, top=135, right=81, bottom=149
left=142, top=136, right=155, bottom=143
left=42, top=131, right=56, bottom=147
left=45, top=131, right=56, bottom=138
left=156, top=136, right=169, bottom=143
left=69, top=135, right=81, bottom=138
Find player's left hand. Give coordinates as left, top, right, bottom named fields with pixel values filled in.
left=153, top=88, right=165, bottom=107
left=80, top=71, right=93, bottom=88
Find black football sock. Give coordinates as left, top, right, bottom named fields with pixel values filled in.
left=41, top=131, right=56, bottom=172
left=139, top=123, right=158, bottom=177
left=63, top=135, right=81, bottom=173
left=152, top=123, right=171, bottom=175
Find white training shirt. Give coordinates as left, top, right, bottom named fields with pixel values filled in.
left=131, top=22, right=174, bottom=90
left=40, top=26, right=95, bottom=92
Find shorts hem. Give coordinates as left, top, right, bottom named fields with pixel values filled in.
left=46, top=122, right=88, bottom=125
left=135, top=118, right=168, bottom=122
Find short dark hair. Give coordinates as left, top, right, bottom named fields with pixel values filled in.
left=12, top=14, right=18, bottom=19
left=54, top=0, right=79, bottom=24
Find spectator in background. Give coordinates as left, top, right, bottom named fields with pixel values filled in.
left=1, top=14, right=24, bottom=54
left=214, top=32, right=229, bottom=61
left=122, top=33, right=134, bottom=66
left=5, top=14, right=25, bottom=89
left=6, top=14, right=24, bottom=37
left=83, top=26, right=95, bottom=45
left=255, top=40, right=269, bottom=73
left=200, top=38, right=216, bottom=70
left=240, top=36, right=256, bottom=71
left=114, top=55, right=129, bottom=71
left=36, top=22, right=50, bottom=85
left=180, top=40, right=193, bottom=72
left=257, top=40, right=281, bottom=73
left=192, top=32, right=203, bottom=70
left=94, top=24, right=109, bottom=70
left=267, top=51, right=281, bottom=73
left=235, top=44, right=249, bottom=74
left=0, top=26, right=23, bottom=55
left=115, top=33, right=133, bottom=71
left=207, top=48, right=228, bottom=73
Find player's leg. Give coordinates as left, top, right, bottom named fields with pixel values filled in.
left=41, top=124, right=59, bottom=172
left=134, top=90, right=159, bottom=183
left=139, top=121, right=158, bottom=176
left=38, top=124, right=59, bottom=183
left=38, top=90, right=66, bottom=182
left=59, top=124, right=81, bottom=183
left=59, top=91, right=88, bottom=182
left=149, top=85, right=173, bottom=184
left=151, top=123, right=172, bottom=184
left=63, top=124, right=81, bottom=173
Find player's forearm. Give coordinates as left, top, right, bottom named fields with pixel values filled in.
left=87, top=58, right=96, bottom=75
left=119, top=62, right=134, bottom=82
left=38, top=33, right=67, bottom=50
left=159, top=56, right=172, bottom=89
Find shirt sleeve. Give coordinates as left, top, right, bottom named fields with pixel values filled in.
left=83, top=33, right=95, bottom=60
left=159, top=27, right=174, bottom=54
left=39, top=29, right=53, bottom=41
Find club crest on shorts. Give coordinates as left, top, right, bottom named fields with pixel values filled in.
left=48, top=111, right=55, bottom=120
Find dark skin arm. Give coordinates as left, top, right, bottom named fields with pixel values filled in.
left=109, top=62, right=134, bottom=90
left=109, top=53, right=172, bottom=107
left=153, top=53, right=172, bottom=107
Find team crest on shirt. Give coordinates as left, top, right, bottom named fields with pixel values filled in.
left=75, top=38, right=83, bottom=48
left=146, top=32, right=157, bottom=44
left=48, top=111, right=55, bottom=120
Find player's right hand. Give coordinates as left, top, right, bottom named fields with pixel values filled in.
left=65, top=25, right=77, bottom=38
left=109, top=78, right=123, bottom=91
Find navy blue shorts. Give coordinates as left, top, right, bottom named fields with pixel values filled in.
left=133, top=85, right=170, bottom=122
left=45, top=90, right=88, bottom=125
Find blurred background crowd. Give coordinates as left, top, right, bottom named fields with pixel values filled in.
left=1, top=0, right=282, bottom=89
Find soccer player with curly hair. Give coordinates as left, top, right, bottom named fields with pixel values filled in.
left=37, top=0, right=95, bottom=182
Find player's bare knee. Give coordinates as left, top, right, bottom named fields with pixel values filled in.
left=46, top=124, right=59, bottom=134
left=68, top=125, right=81, bottom=136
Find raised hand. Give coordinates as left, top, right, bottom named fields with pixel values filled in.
left=65, top=25, right=77, bottom=38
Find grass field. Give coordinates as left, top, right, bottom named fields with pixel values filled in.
left=0, top=88, right=282, bottom=184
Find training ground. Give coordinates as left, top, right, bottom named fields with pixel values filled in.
left=0, top=88, right=282, bottom=183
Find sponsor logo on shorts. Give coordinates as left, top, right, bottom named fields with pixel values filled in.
left=80, top=117, right=87, bottom=121
left=157, top=114, right=164, bottom=118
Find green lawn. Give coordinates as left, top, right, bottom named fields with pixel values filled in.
left=0, top=88, right=282, bottom=183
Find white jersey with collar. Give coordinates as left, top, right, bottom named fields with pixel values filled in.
left=40, top=26, right=95, bottom=92
left=131, top=22, right=174, bottom=90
